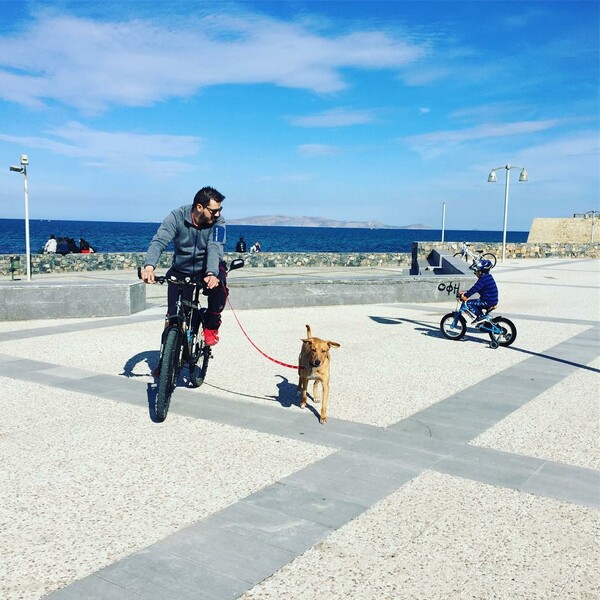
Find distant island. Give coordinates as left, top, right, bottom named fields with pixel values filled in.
left=227, top=215, right=429, bottom=229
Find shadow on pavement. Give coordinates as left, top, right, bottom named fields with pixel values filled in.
left=121, top=350, right=159, bottom=378
left=508, top=346, right=600, bottom=373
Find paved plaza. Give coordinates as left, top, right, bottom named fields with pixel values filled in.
left=0, top=258, right=598, bottom=599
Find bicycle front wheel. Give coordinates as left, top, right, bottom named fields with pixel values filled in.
left=156, top=328, right=181, bottom=422
left=440, top=313, right=467, bottom=340
left=482, top=253, right=497, bottom=268
left=453, top=252, right=468, bottom=263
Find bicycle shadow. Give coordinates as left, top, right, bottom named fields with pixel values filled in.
left=370, top=314, right=445, bottom=339
left=369, top=314, right=493, bottom=346
left=120, top=350, right=159, bottom=378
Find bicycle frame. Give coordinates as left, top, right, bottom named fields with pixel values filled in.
left=451, top=299, right=498, bottom=331
left=161, top=282, right=204, bottom=369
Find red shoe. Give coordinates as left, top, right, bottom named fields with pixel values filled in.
left=203, top=328, right=220, bottom=346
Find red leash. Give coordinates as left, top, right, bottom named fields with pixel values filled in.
left=226, top=296, right=300, bottom=370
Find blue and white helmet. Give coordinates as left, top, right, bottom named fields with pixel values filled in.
left=474, top=258, right=493, bottom=273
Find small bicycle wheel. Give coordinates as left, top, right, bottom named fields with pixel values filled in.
left=481, top=253, right=497, bottom=268
left=156, top=328, right=181, bottom=422
left=440, top=313, right=467, bottom=340
left=489, top=317, right=517, bottom=347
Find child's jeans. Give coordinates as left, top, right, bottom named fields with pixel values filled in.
left=466, top=298, right=490, bottom=317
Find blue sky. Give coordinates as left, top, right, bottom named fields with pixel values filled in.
left=0, top=1, right=598, bottom=230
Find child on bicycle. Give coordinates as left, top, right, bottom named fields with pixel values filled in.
left=459, top=258, right=498, bottom=326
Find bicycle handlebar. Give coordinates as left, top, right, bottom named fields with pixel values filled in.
left=137, top=258, right=244, bottom=286
left=137, top=266, right=198, bottom=286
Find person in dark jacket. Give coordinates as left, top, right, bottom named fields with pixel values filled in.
left=66, top=238, right=80, bottom=253
left=460, top=258, right=498, bottom=326
left=235, top=236, right=246, bottom=253
left=141, top=186, right=227, bottom=347
left=56, top=237, right=68, bottom=255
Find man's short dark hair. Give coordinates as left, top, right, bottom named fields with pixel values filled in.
left=193, top=186, right=225, bottom=207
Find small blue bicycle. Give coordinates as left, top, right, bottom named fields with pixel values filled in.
left=440, top=294, right=517, bottom=349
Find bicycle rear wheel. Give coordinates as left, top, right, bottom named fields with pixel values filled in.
left=190, top=345, right=211, bottom=387
left=482, top=252, right=497, bottom=268
left=453, top=252, right=468, bottom=263
left=489, top=317, right=517, bottom=346
left=156, top=328, right=181, bottom=422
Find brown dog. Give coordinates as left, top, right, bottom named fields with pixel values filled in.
left=297, top=324, right=340, bottom=424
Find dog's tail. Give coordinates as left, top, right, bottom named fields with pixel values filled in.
left=305, top=324, right=312, bottom=338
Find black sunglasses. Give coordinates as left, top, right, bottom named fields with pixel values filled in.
left=205, top=206, right=222, bottom=216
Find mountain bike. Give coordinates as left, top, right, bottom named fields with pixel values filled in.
left=453, top=242, right=497, bottom=269
left=138, top=258, right=244, bottom=422
left=440, top=293, right=517, bottom=349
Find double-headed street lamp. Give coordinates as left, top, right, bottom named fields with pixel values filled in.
left=487, top=164, right=528, bottom=263
left=9, top=154, right=31, bottom=281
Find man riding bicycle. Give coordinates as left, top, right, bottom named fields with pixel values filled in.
left=141, top=186, right=227, bottom=347
left=460, top=258, right=498, bottom=326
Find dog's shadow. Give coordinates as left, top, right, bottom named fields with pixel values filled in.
left=267, top=374, right=320, bottom=420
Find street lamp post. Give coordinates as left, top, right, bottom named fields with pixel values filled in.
left=9, top=154, right=31, bottom=281
left=487, top=164, right=528, bottom=263
left=441, top=202, right=446, bottom=243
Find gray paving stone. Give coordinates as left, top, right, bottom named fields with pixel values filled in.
left=204, top=501, right=332, bottom=554
left=353, top=431, right=465, bottom=467
left=96, top=547, right=249, bottom=600
left=280, top=460, right=415, bottom=507
left=433, top=445, right=546, bottom=489
left=381, top=427, right=459, bottom=456
left=0, top=356, right=55, bottom=374
left=47, top=574, right=143, bottom=599
left=243, top=481, right=367, bottom=528
left=269, top=420, right=366, bottom=449
left=519, top=461, right=600, bottom=509
left=153, top=521, right=297, bottom=585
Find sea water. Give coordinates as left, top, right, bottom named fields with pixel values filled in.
left=0, top=218, right=528, bottom=255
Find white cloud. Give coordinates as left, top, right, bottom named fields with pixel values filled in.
left=290, top=107, right=375, bottom=127
left=404, top=120, right=560, bottom=157
left=0, top=11, right=427, bottom=112
left=0, top=122, right=204, bottom=176
left=297, top=144, right=342, bottom=157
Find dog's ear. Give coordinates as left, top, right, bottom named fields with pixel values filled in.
left=301, top=338, right=311, bottom=343
left=328, top=341, right=340, bottom=349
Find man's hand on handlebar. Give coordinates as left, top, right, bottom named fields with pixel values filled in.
left=203, top=273, right=219, bottom=289
left=459, top=292, right=468, bottom=302
left=141, top=265, right=156, bottom=284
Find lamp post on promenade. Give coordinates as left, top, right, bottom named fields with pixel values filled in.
left=487, top=164, right=528, bottom=262
left=9, top=154, right=31, bottom=281
left=441, top=202, right=446, bottom=243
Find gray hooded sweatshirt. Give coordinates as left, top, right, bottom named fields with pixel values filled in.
left=144, top=205, right=225, bottom=277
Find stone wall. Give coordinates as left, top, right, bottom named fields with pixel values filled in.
left=2, top=242, right=598, bottom=278
left=527, top=217, right=599, bottom=243
left=0, top=251, right=413, bottom=277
